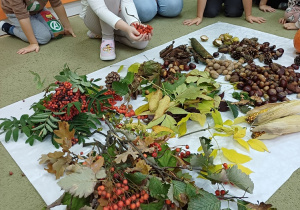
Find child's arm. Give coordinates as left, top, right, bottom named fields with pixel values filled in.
left=183, top=0, right=206, bottom=26
left=243, top=0, right=266, bottom=23
left=17, top=18, right=39, bottom=54
left=259, top=0, right=276, bottom=12
left=52, top=5, right=76, bottom=37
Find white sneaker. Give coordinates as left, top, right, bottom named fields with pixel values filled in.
left=0, top=21, right=5, bottom=31
left=100, top=39, right=116, bottom=61
left=87, top=30, right=101, bottom=39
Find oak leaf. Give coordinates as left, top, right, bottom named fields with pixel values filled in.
left=54, top=121, right=75, bottom=150
left=114, top=146, right=139, bottom=164
left=135, top=159, right=152, bottom=174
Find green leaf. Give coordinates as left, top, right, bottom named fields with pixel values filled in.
left=12, top=128, right=19, bottom=142
left=32, top=124, right=44, bottom=131
left=148, top=177, right=170, bottom=199
left=185, top=183, right=198, bottom=199
left=61, top=193, right=90, bottom=210
left=227, top=101, right=239, bottom=118
left=226, top=165, right=254, bottom=193
left=22, top=126, right=31, bottom=137
left=46, top=119, right=58, bottom=128
left=172, top=180, right=187, bottom=203
left=73, top=102, right=82, bottom=113
left=5, top=129, right=12, bottom=142
left=211, top=110, right=223, bottom=126
left=122, top=72, right=134, bottom=84
left=188, top=192, right=221, bottom=210
left=190, top=154, right=211, bottom=168
left=112, top=81, right=129, bottom=96
left=25, top=136, right=35, bottom=146
left=45, top=124, right=53, bottom=132
left=30, top=118, right=47, bottom=123
left=237, top=199, right=248, bottom=210
left=55, top=75, right=68, bottom=82
left=146, top=115, right=165, bottom=129
left=125, top=172, right=147, bottom=185
left=128, top=63, right=140, bottom=73
left=20, top=114, right=29, bottom=127
left=140, top=200, right=164, bottom=210
left=157, top=150, right=177, bottom=168
left=58, top=167, right=97, bottom=198
left=161, top=115, right=177, bottom=131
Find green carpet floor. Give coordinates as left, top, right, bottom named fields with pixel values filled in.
left=0, top=1, right=299, bottom=209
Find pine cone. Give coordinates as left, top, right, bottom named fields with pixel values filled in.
left=294, top=55, right=300, bottom=66
left=105, top=71, right=120, bottom=89
left=231, top=51, right=242, bottom=60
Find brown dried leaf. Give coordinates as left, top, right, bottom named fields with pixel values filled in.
left=54, top=121, right=75, bottom=150
left=247, top=202, right=273, bottom=210
left=39, top=154, right=51, bottom=164
left=91, top=157, right=104, bottom=174
left=48, top=151, right=65, bottom=159
left=144, top=136, right=154, bottom=146
left=45, top=163, right=56, bottom=174
left=52, top=157, right=69, bottom=179
left=232, top=99, right=250, bottom=106
left=135, top=159, right=152, bottom=175
left=154, top=95, right=171, bottom=120
left=114, top=147, right=139, bottom=164
left=65, top=164, right=81, bottom=175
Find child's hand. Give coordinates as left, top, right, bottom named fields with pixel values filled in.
left=127, top=24, right=151, bottom=41
left=64, top=27, right=76, bottom=37
left=283, top=23, right=298, bottom=30
left=183, top=17, right=203, bottom=26
left=259, top=5, right=276, bottom=12
left=279, top=18, right=287, bottom=24
left=17, top=43, right=39, bottom=55
left=246, top=15, right=266, bottom=24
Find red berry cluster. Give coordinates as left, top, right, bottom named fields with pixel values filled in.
left=132, top=23, right=153, bottom=35
left=175, top=145, right=191, bottom=159
left=71, top=137, right=78, bottom=145
left=149, top=142, right=162, bottom=158
left=44, top=81, right=88, bottom=121
left=215, top=189, right=226, bottom=196
left=97, top=177, right=149, bottom=210
left=104, top=90, right=123, bottom=107
left=137, top=115, right=148, bottom=120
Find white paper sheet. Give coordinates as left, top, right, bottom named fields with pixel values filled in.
left=1, top=22, right=300, bottom=208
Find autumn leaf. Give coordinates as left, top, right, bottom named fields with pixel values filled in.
left=190, top=113, right=206, bottom=127
left=233, top=126, right=246, bottom=139
left=178, top=121, right=187, bottom=137
left=45, top=163, right=56, bottom=174
left=228, top=164, right=253, bottom=175
left=149, top=89, right=163, bottom=112
left=48, top=151, right=65, bottom=159
left=154, top=95, right=170, bottom=120
left=114, top=146, right=139, bottom=164
left=144, top=136, right=154, bottom=146
left=221, top=148, right=252, bottom=164
left=135, top=159, right=152, bottom=174
left=235, top=138, right=250, bottom=151
left=54, top=121, right=75, bottom=150
left=52, top=157, right=69, bottom=179
left=211, top=110, right=223, bottom=126
left=91, top=157, right=104, bottom=174
left=248, top=139, right=269, bottom=152
left=135, top=103, right=149, bottom=116
left=65, top=164, right=81, bottom=175
left=152, top=125, right=175, bottom=136
left=246, top=202, right=274, bottom=210
left=233, top=116, right=247, bottom=124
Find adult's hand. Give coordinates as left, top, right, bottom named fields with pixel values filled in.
left=183, top=17, right=203, bottom=26
left=17, top=43, right=39, bottom=55
left=246, top=15, right=266, bottom=24
left=259, top=5, right=276, bottom=12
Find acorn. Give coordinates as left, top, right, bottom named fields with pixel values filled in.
left=200, top=35, right=209, bottom=42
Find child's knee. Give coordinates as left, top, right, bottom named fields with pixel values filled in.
left=132, top=41, right=149, bottom=50
left=225, top=8, right=243, bottom=17
left=134, top=0, right=157, bottom=22
left=36, top=31, right=52, bottom=44
left=157, top=0, right=183, bottom=17
left=204, top=8, right=219, bottom=18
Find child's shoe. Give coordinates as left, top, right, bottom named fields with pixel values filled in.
left=0, top=21, right=14, bottom=34
left=87, top=30, right=101, bottom=39
left=100, top=39, right=116, bottom=61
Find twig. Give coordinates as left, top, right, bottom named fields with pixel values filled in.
left=125, top=8, right=140, bottom=24
left=46, top=192, right=65, bottom=210
left=179, top=127, right=210, bottom=138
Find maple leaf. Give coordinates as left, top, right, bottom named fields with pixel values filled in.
left=54, top=121, right=75, bottom=150
left=114, top=146, right=139, bottom=164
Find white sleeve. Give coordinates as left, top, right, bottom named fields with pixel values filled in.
left=87, top=0, right=122, bottom=29
left=121, top=0, right=140, bottom=25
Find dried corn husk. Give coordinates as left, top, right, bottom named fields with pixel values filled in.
left=252, top=115, right=300, bottom=139
left=246, top=100, right=300, bottom=125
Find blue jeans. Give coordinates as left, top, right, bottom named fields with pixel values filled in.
left=133, top=0, right=183, bottom=22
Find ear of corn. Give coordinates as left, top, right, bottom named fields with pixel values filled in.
left=253, top=100, right=300, bottom=125
left=252, top=115, right=300, bottom=139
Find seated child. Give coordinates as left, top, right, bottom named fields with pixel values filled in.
left=0, top=0, right=75, bottom=54
left=83, top=0, right=152, bottom=61
left=255, top=0, right=288, bottom=11
left=279, top=0, right=300, bottom=29
left=183, top=0, right=266, bottom=26
left=133, top=0, right=183, bottom=22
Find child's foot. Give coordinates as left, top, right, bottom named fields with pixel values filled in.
left=100, top=39, right=116, bottom=61
left=0, top=21, right=14, bottom=35
left=87, top=30, right=101, bottom=39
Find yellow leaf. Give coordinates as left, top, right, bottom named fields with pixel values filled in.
left=209, top=149, right=218, bottom=158
left=223, top=120, right=233, bottom=126
left=213, top=133, right=232, bottom=137
left=198, top=100, right=214, bottom=114
left=214, top=125, right=234, bottom=135
left=135, top=159, right=152, bottom=175
left=144, top=136, right=154, bottom=146
left=190, top=113, right=206, bottom=127
left=135, top=103, right=149, bottom=116
left=149, top=89, right=163, bottom=112
left=233, top=116, right=247, bottom=124
left=154, top=95, right=170, bottom=120
left=233, top=126, right=246, bottom=139
left=152, top=125, right=175, bottom=136
left=248, top=139, right=269, bottom=152
left=209, top=164, right=222, bottom=173
left=221, top=148, right=252, bottom=164
left=197, top=146, right=203, bottom=152
left=228, top=164, right=253, bottom=175
left=178, top=113, right=192, bottom=125
left=235, top=138, right=250, bottom=151
left=211, top=110, right=223, bottom=126
left=178, top=121, right=187, bottom=137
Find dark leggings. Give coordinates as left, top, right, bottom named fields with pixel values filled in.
left=254, top=0, right=288, bottom=9
left=204, top=0, right=244, bottom=18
